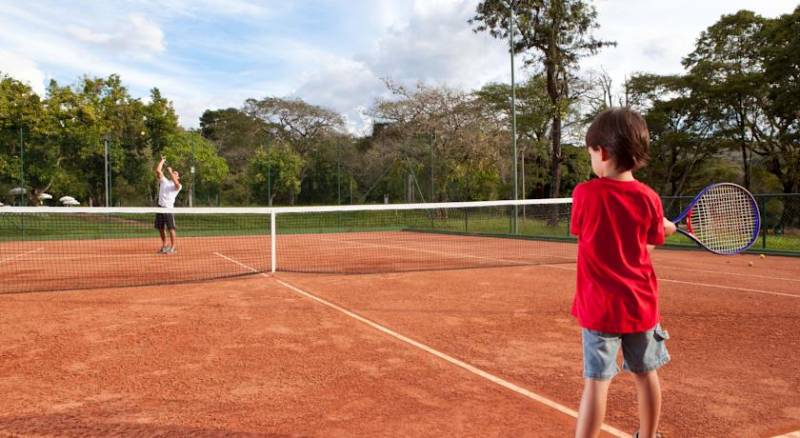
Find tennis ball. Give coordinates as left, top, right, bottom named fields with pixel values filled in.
left=748, top=261, right=754, bottom=267
left=759, top=254, right=766, bottom=259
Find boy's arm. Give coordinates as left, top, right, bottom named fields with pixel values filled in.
left=648, top=218, right=677, bottom=254
left=156, top=156, right=166, bottom=180
left=663, top=217, right=677, bottom=236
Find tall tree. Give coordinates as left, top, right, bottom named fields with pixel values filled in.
left=243, top=97, right=344, bottom=204
left=682, top=10, right=767, bottom=189
left=755, top=5, right=800, bottom=195
left=470, top=0, right=614, bottom=197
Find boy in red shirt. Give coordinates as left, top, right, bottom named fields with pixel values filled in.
left=571, top=108, right=676, bottom=438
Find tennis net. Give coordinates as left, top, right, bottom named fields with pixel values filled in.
left=0, top=199, right=575, bottom=293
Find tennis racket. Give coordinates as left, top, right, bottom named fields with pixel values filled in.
left=671, top=183, right=760, bottom=255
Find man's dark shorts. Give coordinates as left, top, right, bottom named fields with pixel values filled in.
left=154, top=213, right=177, bottom=230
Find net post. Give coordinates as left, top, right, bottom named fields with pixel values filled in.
left=270, top=211, right=277, bottom=273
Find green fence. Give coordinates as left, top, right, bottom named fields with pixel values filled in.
left=662, top=193, right=800, bottom=256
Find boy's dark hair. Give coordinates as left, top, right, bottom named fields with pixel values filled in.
left=585, top=107, right=650, bottom=171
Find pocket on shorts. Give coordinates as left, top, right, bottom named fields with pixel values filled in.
left=653, top=324, right=670, bottom=342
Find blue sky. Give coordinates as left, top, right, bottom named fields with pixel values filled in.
left=0, top=0, right=797, bottom=134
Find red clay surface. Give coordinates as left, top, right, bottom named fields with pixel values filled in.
left=0, top=248, right=798, bottom=437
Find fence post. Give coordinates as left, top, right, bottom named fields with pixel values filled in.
left=760, top=196, right=767, bottom=250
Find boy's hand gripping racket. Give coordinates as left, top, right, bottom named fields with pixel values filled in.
left=672, top=183, right=760, bottom=255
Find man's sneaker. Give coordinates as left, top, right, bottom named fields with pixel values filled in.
left=158, top=246, right=169, bottom=253
left=165, top=247, right=177, bottom=254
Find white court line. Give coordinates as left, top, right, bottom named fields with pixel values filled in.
left=541, top=264, right=800, bottom=299
left=214, top=252, right=266, bottom=274
left=0, top=248, right=44, bottom=265
left=661, top=266, right=800, bottom=283
left=213, top=251, right=628, bottom=437
left=773, top=432, right=800, bottom=438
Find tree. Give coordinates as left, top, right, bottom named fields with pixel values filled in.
left=627, top=73, right=722, bottom=200
left=755, top=5, right=800, bottom=195
left=200, top=108, right=268, bottom=205
left=162, top=130, right=229, bottom=206
left=243, top=97, right=344, bottom=204
left=200, top=108, right=265, bottom=174
left=475, top=75, right=553, bottom=197
left=0, top=75, right=46, bottom=205
left=247, top=142, right=304, bottom=206
left=470, top=0, right=614, bottom=198
left=143, top=88, right=180, bottom=157
left=370, top=81, right=498, bottom=202
left=682, top=10, right=767, bottom=190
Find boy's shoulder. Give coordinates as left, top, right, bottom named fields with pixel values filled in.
left=572, top=179, right=662, bottom=204
left=632, top=180, right=662, bottom=203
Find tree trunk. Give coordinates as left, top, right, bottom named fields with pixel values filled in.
left=549, top=114, right=562, bottom=199
left=740, top=141, right=750, bottom=190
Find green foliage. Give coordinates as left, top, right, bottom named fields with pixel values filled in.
left=162, top=130, right=229, bottom=205
left=3, top=3, right=800, bottom=207
left=447, top=158, right=502, bottom=201
left=247, top=143, right=304, bottom=205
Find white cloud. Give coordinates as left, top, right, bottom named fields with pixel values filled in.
left=364, top=0, right=509, bottom=90
left=65, top=14, right=165, bottom=57
left=2, top=0, right=797, bottom=135
left=293, top=58, right=386, bottom=135
left=0, top=51, right=46, bottom=95
left=584, top=0, right=799, bottom=95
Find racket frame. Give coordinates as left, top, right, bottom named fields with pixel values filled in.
left=671, top=182, right=761, bottom=255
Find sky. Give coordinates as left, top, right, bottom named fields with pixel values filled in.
left=0, top=0, right=797, bottom=134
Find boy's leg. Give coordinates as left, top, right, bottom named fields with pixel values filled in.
left=159, top=228, right=166, bottom=246
left=634, top=370, right=661, bottom=438
left=578, top=328, right=621, bottom=438
left=621, top=324, right=670, bottom=438
left=168, top=228, right=176, bottom=248
left=575, top=378, right=612, bottom=438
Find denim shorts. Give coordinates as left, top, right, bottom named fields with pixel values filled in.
left=582, top=323, right=670, bottom=380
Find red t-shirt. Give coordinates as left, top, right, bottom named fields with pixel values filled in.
left=570, top=178, right=665, bottom=333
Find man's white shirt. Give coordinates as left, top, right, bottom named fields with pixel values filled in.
left=158, top=176, right=181, bottom=208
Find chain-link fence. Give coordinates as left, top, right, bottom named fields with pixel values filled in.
left=662, top=193, right=800, bottom=255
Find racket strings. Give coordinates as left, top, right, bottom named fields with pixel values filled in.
left=688, top=185, right=758, bottom=254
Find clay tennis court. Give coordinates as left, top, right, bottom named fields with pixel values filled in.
left=1, top=232, right=799, bottom=437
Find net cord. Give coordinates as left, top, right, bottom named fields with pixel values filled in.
left=0, top=198, right=572, bottom=215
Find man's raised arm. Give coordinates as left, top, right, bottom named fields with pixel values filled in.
left=167, top=166, right=181, bottom=189
left=156, top=156, right=166, bottom=180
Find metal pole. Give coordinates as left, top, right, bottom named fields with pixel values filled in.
left=430, top=132, right=435, bottom=203
left=337, top=141, right=342, bottom=205
left=266, top=142, right=273, bottom=207
left=190, top=138, right=195, bottom=207
left=104, top=137, right=109, bottom=207
left=509, top=1, right=519, bottom=234
left=19, top=127, right=24, bottom=206
left=270, top=211, right=277, bottom=273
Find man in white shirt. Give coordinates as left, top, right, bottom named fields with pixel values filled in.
left=154, top=155, right=182, bottom=254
